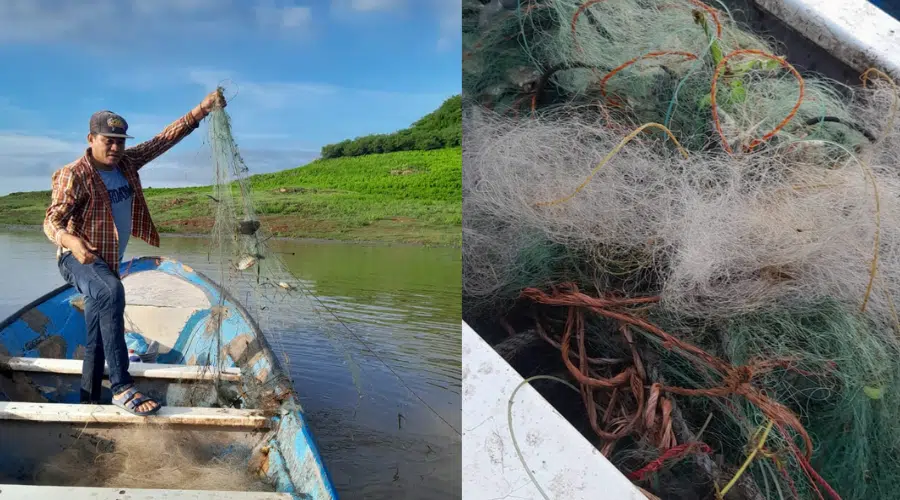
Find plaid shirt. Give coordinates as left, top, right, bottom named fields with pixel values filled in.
left=43, top=110, right=202, bottom=276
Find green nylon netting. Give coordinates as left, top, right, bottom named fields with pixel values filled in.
left=462, top=1, right=900, bottom=498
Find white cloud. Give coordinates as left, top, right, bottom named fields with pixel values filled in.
left=0, top=134, right=86, bottom=195
left=0, top=0, right=307, bottom=47
left=103, top=66, right=346, bottom=111
left=434, top=0, right=461, bottom=51
left=331, top=0, right=406, bottom=13
left=130, top=0, right=223, bottom=15
left=0, top=134, right=82, bottom=157
left=187, top=69, right=339, bottom=109
left=0, top=130, right=320, bottom=195
left=140, top=147, right=320, bottom=184
left=255, top=1, right=313, bottom=32
left=0, top=0, right=102, bottom=43
left=282, top=6, right=312, bottom=27
left=184, top=68, right=454, bottom=113
left=329, top=0, right=460, bottom=50
left=0, top=98, right=45, bottom=130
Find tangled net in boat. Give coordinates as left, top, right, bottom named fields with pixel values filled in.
left=462, top=0, right=900, bottom=498
left=34, top=425, right=272, bottom=491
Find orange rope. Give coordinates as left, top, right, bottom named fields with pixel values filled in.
left=629, top=442, right=712, bottom=481
left=522, top=284, right=815, bottom=461
left=600, top=51, right=698, bottom=107
left=571, top=0, right=610, bottom=53
left=524, top=285, right=843, bottom=497
left=861, top=67, right=899, bottom=143
left=710, top=49, right=805, bottom=154
left=687, top=0, right=722, bottom=38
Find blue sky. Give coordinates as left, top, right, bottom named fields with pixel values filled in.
left=0, top=0, right=461, bottom=195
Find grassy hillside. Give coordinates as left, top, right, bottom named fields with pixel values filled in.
left=0, top=191, right=50, bottom=227
left=320, top=95, right=461, bottom=159
left=0, top=148, right=462, bottom=246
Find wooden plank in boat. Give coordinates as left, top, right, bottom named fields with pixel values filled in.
left=0, top=402, right=270, bottom=428
left=0, top=484, right=291, bottom=499
left=0, top=357, right=241, bottom=382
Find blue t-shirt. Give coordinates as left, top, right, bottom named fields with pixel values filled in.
left=96, top=168, right=134, bottom=261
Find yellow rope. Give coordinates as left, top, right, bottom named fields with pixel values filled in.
left=857, top=67, right=896, bottom=312
left=861, top=67, right=899, bottom=144
left=858, top=157, right=882, bottom=313
left=717, top=419, right=774, bottom=498
left=781, top=138, right=882, bottom=314
left=534, top=122, right=689, bottom=207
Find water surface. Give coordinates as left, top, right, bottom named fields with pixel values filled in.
left=0, top=228, right=462, bottom=499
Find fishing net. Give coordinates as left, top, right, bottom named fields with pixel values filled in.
left=34, top=426, right=272, bottom=491
left=168, top=93, right=460, bottom=439
left=462, top=1, right=900, bottom=498
left=463, top=0, right=875, bottom=150
left=199, top=102, right=363, bottom=410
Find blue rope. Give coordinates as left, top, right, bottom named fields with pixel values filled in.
left=663, top=32, right=717, bottom=128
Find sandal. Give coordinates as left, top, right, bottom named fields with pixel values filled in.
left=112, top=386, right=161, bottom=416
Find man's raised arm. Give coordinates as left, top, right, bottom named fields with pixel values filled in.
left=126, top=89, right=227, bottom=171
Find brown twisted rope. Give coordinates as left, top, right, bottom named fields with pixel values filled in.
left=521, top=284, right=814, bottom=461
left=533, top=297, right=678, bottom=452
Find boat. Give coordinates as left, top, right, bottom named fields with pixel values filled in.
left=0, top=256, right=339, bottom=500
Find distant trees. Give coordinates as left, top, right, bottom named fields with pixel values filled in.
left=320, top=95, right=461, bottom=159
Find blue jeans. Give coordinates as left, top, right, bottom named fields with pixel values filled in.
left=58, top=252, right=134, bottom=402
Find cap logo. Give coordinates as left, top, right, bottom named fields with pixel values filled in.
left=107, top=117, right=125, bottom=129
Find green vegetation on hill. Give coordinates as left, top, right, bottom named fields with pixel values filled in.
left=0, top=148, right=462, bottom=246
left=320, top=95, right=461, bottom=159
left=0, top=190, right=51, bottom=228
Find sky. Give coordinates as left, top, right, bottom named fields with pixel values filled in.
left=0, top=0, right=462, bottom=195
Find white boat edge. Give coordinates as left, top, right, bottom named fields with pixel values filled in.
left=753, top=0, right=900, bottom=79
left=461, top=321, right=646, bottom=500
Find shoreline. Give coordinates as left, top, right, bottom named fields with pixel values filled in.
left=1, top=224, right=461, bottom=249
left=1, top=149, right=462, bottom=248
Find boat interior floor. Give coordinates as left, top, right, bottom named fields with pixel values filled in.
left=0, top=485, right=292, bottom=499
left=0, top=355, right=279, bottom=497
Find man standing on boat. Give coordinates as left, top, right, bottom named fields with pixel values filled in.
left=42, top=89, right=227, bottom=416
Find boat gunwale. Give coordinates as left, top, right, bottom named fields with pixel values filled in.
left=0, top=282, right=71, bottom=333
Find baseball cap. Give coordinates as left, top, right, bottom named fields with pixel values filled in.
left=89, top=110, right=134, bottom=139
